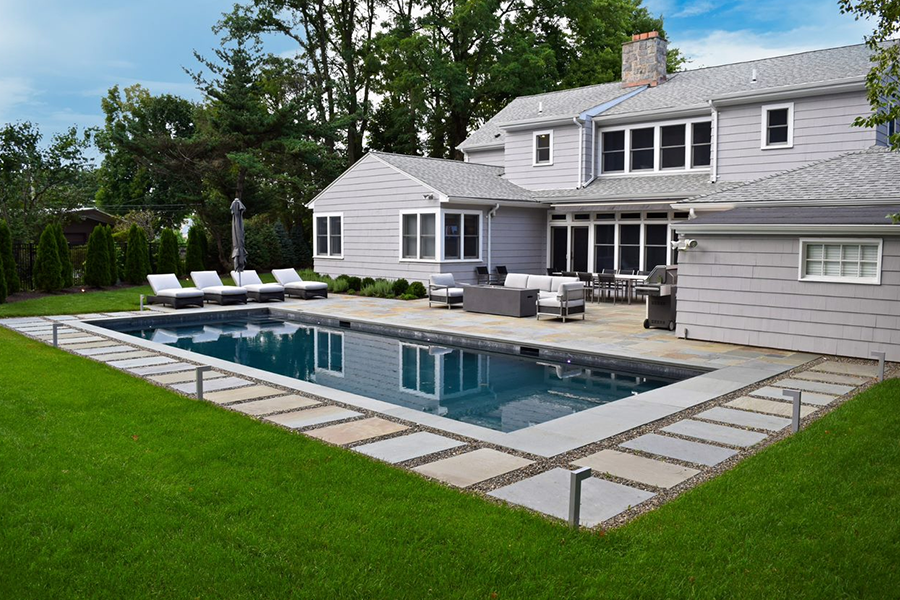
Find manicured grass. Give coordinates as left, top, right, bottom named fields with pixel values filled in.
left=1, top=327, right=897, bottom=598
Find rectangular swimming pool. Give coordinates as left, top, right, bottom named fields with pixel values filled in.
left=115, top=313, right=684, bottom=433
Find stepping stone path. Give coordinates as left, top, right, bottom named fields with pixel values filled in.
left=662, top=419, right=767, bottom=448
left=75, top=345, right=135, bottom=356
left=811, top=361, right=879, bottom=377
left=621, top=433, right=738, bottom=467
left=267, top=406, right=362, bottom=429
left=792, top=371, right=868, bottom=386
left=107, top=356, right=175, bottom=369
left=696, top=406, right=791, bottom=432
left=489, top=468, right=655, bottom=527
left=232, top=395, right=319, bottom=417
left=354, top=432, right=465, bottom=464
left=130, top=362, right=196, bottom=376
left=574, top=449, right=698, bottom=489
left=171, top=376, right=250, bottom=395
left=205, top=385, right=283, bottom=405
left=59, top=336, right=105, bottom=345
left=91, top=350, right=156, bottom=361
left=726, top=396, right=818, bottom=418
left=771, top=378, right=855, bottom=396
left=307, top=417, right=408, bottom=445
left=413, top=448, right=533, bottom=488
left=148, top=370, right=227, bottom=385
left=750, top=386, right=837, bottom=406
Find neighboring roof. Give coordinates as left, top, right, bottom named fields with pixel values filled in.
left=458, top=81, right=630, bottom=150
left=371, top=151, right=537, bottom=202
left=603, top=43, right=875, bottom=117
left=534, top=173, right=742, bottom=202
left=683, top=204, right=900, bottom=226
left=64, top=207, right=117, bottom=224
left=681, top=146, right=900, bottom=206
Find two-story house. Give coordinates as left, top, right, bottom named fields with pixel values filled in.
left=308, top=33, right=899, bottom=360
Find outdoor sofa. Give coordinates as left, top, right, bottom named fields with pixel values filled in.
left=503, top=273, right=586, bottom=322
left=271, top=269, right=329, bottom=299
left=190, top=271, right=248, bottom=305
left=230, top=269, right=285, bottom=302
left=428, top=273, right=464, bottom=308
left=146, top=274, right=205, bottom=309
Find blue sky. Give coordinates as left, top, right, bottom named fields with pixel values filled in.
left=0, top=0, right=873, bottom=151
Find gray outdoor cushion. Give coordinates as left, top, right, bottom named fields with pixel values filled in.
left=430, top=273, right=456, bottom=287
left=538, top=298, right=585, bottom=308
left=284, top=281, right=328, bottom=291
left=527, top=275, right=554, bottom=291
left=430, top=286, right=464, bottom=298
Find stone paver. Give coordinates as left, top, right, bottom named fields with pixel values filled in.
left=148, top=370, right=227, bottom=384
left=696, top=406, right=791, bottom=432
left=792, top=371, right=869, bottom=386
left=107, top=356, right=175, bottom=369
left=771, top=378, right=855, bottom=396
left=750, top=386, right=837, bottom=406
left=130, top=362, right=197, bottom=376
left=58, top=336, right=105, bottom=345
left=573, top=449, right=699, bottom=489
left=266, top=405, right=362, bottom=429
left=726, top=396, right=818, bottom=418
left=306, top=417, right=409, bottom=445
left=413, top=448, right=533, bottom=488
left=663, top=419, right=767, bottom=448
left=64, top=341, right=119, bottom=350
left=46, top=315, right=78, bottom=321
left=204, top=385, right=283, bottom=404
left=171, top=376, right=251, bottom=394
left=93, top=350, right=156, bottom=361
left=231, top=395, right=320, bottom=416
left=75, top=345, right=135, bottom=356
left=75, top=313, right=107, bottom=320
left=811, top=361, right=879, bottom=377
left=489, top=468, right=655, bottom=527
left=621, top=433, right=738, bottom=467
left=354, top=432, right=466, bottom=464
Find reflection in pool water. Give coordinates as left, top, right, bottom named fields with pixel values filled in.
left=125, top=317, right=681, bottom=433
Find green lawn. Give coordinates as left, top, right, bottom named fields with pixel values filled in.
left=1, top=328, right=897, bottom=599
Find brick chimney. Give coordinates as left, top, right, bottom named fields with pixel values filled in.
left=621, top=31, right=668, bottom=88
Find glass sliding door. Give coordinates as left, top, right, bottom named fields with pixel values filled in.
left=550, top=227, right=568, bottom=273
left=644, top=224, right=668, bottom=271
left=619, top=224, right=641, bottom=271
left=571, top=227, right=589, bottom=272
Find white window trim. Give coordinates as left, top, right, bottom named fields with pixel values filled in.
left=398, top=209, right=440, bottom=262
left=760, top=102, right=794, bottom=150
left=313, top=329, right=345, bottom=377
left=798, top=238, right=882, bottom=285
left=533, top=130, right=554, bottom=166
left=598, top=117, right=712, bottom=176
left=313, top=212, right=344, bottom=259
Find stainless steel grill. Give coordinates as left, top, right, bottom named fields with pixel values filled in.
left=635, top=265, right=678, bottom=331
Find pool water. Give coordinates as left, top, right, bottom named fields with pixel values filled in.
left=123, top=316, right=681, bottom=433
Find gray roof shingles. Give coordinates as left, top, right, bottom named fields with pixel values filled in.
left=683, top=204, right=900, bottom=226
left=534, top=173, right=742, bottom=201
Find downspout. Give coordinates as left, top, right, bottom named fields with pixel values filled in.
left=487, top=204, right=500, bottom=272
left=583, top=119, right=598, bottom=187
left=573, top=117, right=584, bottom=188
left=709, top=100, right=719, bottom=183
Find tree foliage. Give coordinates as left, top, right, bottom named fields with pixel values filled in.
left=156, top=228, right=182, bottom=276
left=0, top=249, right=7, bottom=303
left=105, top=225, right=118, bottom=285
left=185, top=224, right=207, bottom=274
left=124, top=224, right=150, bottom=284
left=52, top=222, right=74, bottom=288
left=0, top=219, right=20, bottom=294
left=85, top=226, right=111, bottom=288
left=33, top=225, right=63, bottom=292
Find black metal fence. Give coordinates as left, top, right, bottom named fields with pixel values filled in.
left=10, top=242, right=150, bottom=291
left=11, top=243, right=36, bottom=291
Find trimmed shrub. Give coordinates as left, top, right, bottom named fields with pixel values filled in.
left=290, top=225, right=312, bottom=268
left=0, top=219, right=21, bottom=294
left=33, top=225, right=63, bottom=292
left=346, top=276, right=362, bottom=292
left=337, top=274, right=350, bottom=281
left=0, top=251, right=7, bottom=303
left=105, top=225, right=118, bottom=284
left=361, top=277, right=375, bottom=288
left=185, top=225, right=206, bottom=274
left=84, top=226, right=110, bottom=288
left=391, top=278, right=409, bottom=296
left=331, top=277, right=350, bottom=293
left=53, top=223, right=74, bottom=288
left=408, top=281, right=426, bottom=299
left=124, top=224, right=150, bottom=284
left=156, top=228, right=181, bottom=276
left=399, top=293, right=417, bottom=301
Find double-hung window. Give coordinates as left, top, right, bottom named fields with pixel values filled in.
left=691, top=121, right=712, bottom=167
left=660, top=124, right=686, bottom=169
left=401, top=212, right=436, bottom=260
left=800, top=239, right=881, bottom=284
left=630, top=128, right=655, bottom=170
left=761, top=103, right=793, bottom=149
left=444, top=212, right=480, bottom=260
left=601, top=130, right=625, bottom=173
left=534, top=131, right=553, bottom=165
left=315, top=213, right=342, bottom=258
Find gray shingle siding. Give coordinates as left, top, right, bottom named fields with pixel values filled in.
left=503, top=125, right=581, bottom=190
left=465, top=147, right=505, bottom=167
left=676, top=235, right=900, bottom=361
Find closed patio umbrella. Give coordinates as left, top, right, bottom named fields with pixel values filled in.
left=230, top=198, right=248, bottom=286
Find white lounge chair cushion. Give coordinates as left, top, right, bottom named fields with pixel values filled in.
left=243, top=283, right=284, bottom=293
left=429, top=273, right=456, bottom=287
left=230, top=270, right=264, bottom=286
left=284, top=281, right=328, bottom=291
left=504, top=273, right=529, bottom=288
left=430, top=286, right=464, bottom=298
left=528, top=275, right=554, bottom=291
left=148, top=273, right=182, bottom=295
left=538, top=298, right=585, bottom=308
left=155, top=287, right=205, bottom=299
left=272, top=268, right=302, bottom=285
left=191, top=270, right=226, bottom=290
left=203, top=285, right=247, bottom=296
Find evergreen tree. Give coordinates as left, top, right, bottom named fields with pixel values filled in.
left=0, top=219, right=20, bottom=294
left=53, top=223, right=74, bottom=288
left=185, top=224, right=206, bottom=273
left=290, top=225, right=312, bottom=269
left=33, top=225, right=63, bottom=292
left=156, top=228, right=181, bottom=276
left=124, top=224, right=150, bottom=284
left=273, top=221, right=295, bottom=267
left=105, top=225, right=118, bottom=285
left=84, top=227, right=110, bottom=288
left=0, top=251, right=7, bottom=303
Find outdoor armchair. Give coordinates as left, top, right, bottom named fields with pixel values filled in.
left=536, top=281, right=585, bottom=322
left=428, top=273, right=464, bottom=308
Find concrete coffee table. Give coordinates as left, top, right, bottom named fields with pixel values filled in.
left=463, top=285, right=539, bottom=318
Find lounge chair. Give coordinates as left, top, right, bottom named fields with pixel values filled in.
left=230, top=269, right=285, bottom=302
left=190, top=271, right=248, bottom=305
left=428, top=273, right=464, bottom=308
left=271, top=268, right=329, bottom=299
left=536, top=282, right=585, bottom=322
left=146, top=274, right=205, bottom=309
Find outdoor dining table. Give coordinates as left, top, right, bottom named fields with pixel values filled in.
left=552, top=272, right=648, bottom=304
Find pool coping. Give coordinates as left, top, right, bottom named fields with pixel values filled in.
left=69, top=306, right=816, bottom=458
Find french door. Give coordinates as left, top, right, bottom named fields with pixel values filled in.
left=549, top=226, right=589, bottom=272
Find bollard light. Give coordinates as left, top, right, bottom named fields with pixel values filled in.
left=568, top=467, right=592, bottom=529
left=140, top=294, right=145, bottom=312
left=195, top=365, right=212, bottom=400
left=52, top=323, right=59, bottom=348
left=871, top=351, right=886, bottom=382
left=783, top=389, right=802, bottom=433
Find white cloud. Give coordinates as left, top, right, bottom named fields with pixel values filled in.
left=0, top=77, right=38, bottom=120
left=674, top=1, right=715, bottom=18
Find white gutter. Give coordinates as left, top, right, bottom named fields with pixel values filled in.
left=674, top=223, right=900, bottom=235
left=678, top=198, right=900, bottom=209
left=709, top=100, right=719, bottom=183
left=487, top=204, right=500, bottom=272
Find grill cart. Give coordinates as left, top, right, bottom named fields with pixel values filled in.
left=635, top=265, right=678, bottom=331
